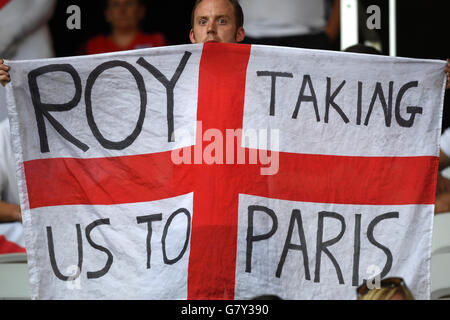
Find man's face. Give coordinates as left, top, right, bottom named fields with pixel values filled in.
left=190, top=0, right=245, bottom=44
left=106, top=0, right=145, bottom=31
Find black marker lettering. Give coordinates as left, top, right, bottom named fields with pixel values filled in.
left=292, top=74, right=320, bottom=121
left=161, top=208, right=191, bottom=265
left=46, top=224, right=83, bottom=281
left=28, top=64, right=87, bottom=153
left=276, top=209, right=310, bottom=280
left=246, top=205, right=278, bottom=273
left=137, top=51, right=192, bottom=142
left=256, top=71, right=293, bottom=116
left=364, top=82, right=393, bottom=127
left=314, top=211, right=346, bottom=284
left=366, top=211, right=399, bottom=280
left=85, top=60, right=147, bottom=150
left=85, top=218, right=113, bottom=279
left=356, top=81, right=363, bottom=125
left=352, top=214, right=362, bottom=286
left=395, top=81, right=422, bottom=127
left=325, top=78, right=349, bottom=124
left=136, top=214, right=163, bottom=269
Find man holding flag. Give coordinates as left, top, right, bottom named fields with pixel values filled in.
left=0, top=0, right=449, bottom=300
left=0, top=0, right=246, bottom=237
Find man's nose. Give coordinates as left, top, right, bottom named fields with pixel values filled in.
left=118, top=4, right=127, bottom=14
left=207, top=21, right=217, bottom=33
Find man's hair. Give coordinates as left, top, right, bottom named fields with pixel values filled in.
left=344, top=44, right=382, bottom=55
left=190, top=0, right=244, bottom=29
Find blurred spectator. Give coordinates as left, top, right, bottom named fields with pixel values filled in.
left=0, top=0, right=55, bottom=59
left=0, top=0, right=56, bottom=254
left=0, top=118, right=20, bottom=223
left=0, top=0, right=56, bottom=121
left=357, top=277, right=415, bottom=300
left=81, top=0, right=167, bottom=55
left=435, top=128, right=450, bottom=214
left=239, top=0, right=340, bottom=50
left=434, top=61, right=450, bottom=214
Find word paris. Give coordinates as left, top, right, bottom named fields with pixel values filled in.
left=27, top=51, right=422, bottom=154
left=46, top=205, right=398, bottom=287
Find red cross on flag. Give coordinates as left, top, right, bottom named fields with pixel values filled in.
left=4, top=43, right=447, bottom=299
left=0, top=0, right=11, bottom=10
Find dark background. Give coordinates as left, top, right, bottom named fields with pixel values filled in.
left=48, top=0, right=449, bottom=130
left=48, top=0, right=197, bottom=57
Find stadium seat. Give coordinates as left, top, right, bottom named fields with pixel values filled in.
left=0, top=253, right=31, bottom=299
left=431, top=212, right=450, bottom=300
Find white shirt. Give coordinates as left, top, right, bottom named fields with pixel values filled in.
left=0, top=119, right=18, bottom=204
left=239, top=0, right=326, bottom=38
left=0, top=0, right=56, bottom=121
left=0, top=118, right=24, bottom=248
left=0, top=0, right=55, bottom=251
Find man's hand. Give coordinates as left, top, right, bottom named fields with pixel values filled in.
left=0, top=59, right=11, bottom=87
left=435, top=192, right=450, bottom=214
left=436, top=172, right=450, bottom=195
left=9, top=204, right=21, bottom=222
left=0, top=201, right=22, bottom=222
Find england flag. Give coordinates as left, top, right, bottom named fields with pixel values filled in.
left=5, top=43, right=447, bottom=299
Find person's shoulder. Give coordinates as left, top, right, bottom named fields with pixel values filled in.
left=86, top=34, right=109, bottom=46
left=138, top=32, right=167, bottom=46
left=84, top=34, right=112, bottom=55
left=139, top=32, right=166, bottom=40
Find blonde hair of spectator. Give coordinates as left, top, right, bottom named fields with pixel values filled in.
left=358, top=285, right=415, bottom=300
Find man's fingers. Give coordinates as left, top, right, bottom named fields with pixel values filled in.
left=0, top=63, right=9, bottom=71
left=0, top=70, right=10, bottom=78
left=0, top=69, right=10, bottom=86
left=0, top=60, right=11, bottom=86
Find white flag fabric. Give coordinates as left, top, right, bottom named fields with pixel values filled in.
left=5, top=43, right=447, bottom=299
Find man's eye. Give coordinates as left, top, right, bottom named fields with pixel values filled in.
left=218, top=18, right=227, bottom=24
left=199, top=19, right=207, bottom=25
